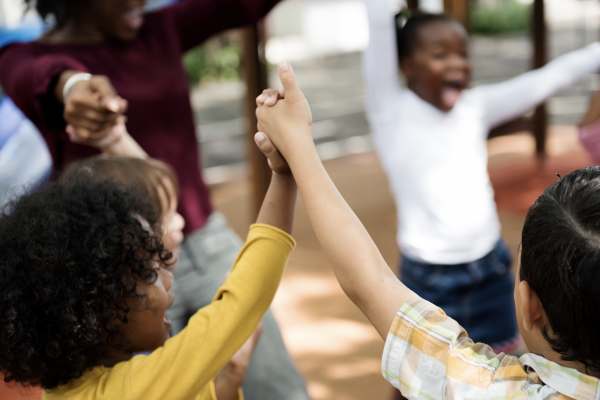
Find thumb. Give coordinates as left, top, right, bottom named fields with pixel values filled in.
left=89, top=76, right=121, bottom=112
left=278, top=62, right=301, bottom=98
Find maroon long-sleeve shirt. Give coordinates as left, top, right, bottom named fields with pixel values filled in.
left=0, top=0, right=279, bottom=234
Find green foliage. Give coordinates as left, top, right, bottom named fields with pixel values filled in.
left=470, top=0, right=531, bottom=35
left=183, top=44, right=241, bottom=84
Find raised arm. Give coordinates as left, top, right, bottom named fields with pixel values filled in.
left=162, top=0, right=281, bottom=53
left=478, top=42, right=600, bottom=129
left=0, top=45, right=88, bottom=127
left=362, top=0, right=401, bottom=129
left=115, top=144, right=297, bottom=399
left=256, top=63, right=415, bottom=339
left=0, top=45, right=127, bottom=148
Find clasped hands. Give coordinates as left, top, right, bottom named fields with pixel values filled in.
left=61, top=71, right=128, bottom=149
left=253, top=62, right=313, bottom=174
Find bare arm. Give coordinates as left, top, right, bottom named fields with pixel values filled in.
left=255, top=63, right=415, bottom=339
left=254, top=132, right=297, bottom=235
left=478, top=42, right=600, bottom=130
left=581, top=90, right=600, bottom=128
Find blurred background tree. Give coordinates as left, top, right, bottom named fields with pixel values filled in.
left=183, top=31, right=243, bottom=85
left=470, top=0, right=532, bottom=34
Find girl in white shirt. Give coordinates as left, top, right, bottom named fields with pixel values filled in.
left=363, top=0, right=600, bottom=351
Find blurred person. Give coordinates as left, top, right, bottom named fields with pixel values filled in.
left=578, top=89, right=600, bottom=164
left=362, top=0, right=600, bottom=354
left=0, top=12, right=50, bottom=212
left=0, top=96, right=51, bottom=209
left=0, top=133, right=298, bottom=400
left=256, top=61, right=600, bottom=400
left=0, top=0, right=310, bottom=398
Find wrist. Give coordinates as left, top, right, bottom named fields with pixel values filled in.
left=271, top=171, right=296, bottom=185
left=55, top=69, right=85, bottom=103
left=63, top=73, right=91, bottom=102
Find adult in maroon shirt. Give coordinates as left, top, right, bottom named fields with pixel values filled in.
left=0, top=1, right=310, bottom=399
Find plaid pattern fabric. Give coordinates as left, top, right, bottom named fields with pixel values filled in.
left=382, top=298, right=600, bottom=400
left=579, top=120, right=600, bottom=165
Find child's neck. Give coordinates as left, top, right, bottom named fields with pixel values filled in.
left=529, top=339, right=599, bottom=378
left=95, top=345, right=134, bottom=368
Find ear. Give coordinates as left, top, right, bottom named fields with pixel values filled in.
left=518, top=281, right=544, bottom=331
left=399, top=58, right=414, bottom=81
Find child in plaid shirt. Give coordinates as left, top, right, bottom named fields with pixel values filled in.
left=256, top=62, right=600, bottom=399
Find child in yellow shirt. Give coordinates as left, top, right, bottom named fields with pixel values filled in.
left=0, top=128, right=297, bottom=400
left=59, top=155, right=263, bottom=400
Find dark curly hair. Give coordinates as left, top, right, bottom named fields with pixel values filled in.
left=521, top=166, right=600, bottom=373
left=24, top=0, right=77, bottom=28
left=394, top=11, right=457, bottom=60
left=0, top=175, right=172, bottom=389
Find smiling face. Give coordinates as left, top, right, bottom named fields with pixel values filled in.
left=81, top=0, right=147, bottom=41
left=121, top=266, right=175, bottom=352
left=400, top=20, right=471, bottom=112
left=120, top=179, right=183, bottom=352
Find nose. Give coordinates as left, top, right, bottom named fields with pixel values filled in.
left=162, top=269, right=174, bottom=292
left=449, top=54, right=469, bottom=71
left=175, top=213, right=185, bottom=232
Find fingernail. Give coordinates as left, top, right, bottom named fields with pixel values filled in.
left=255, top=132, right=265, bottom=143
left=108, top=98, right=120, bottom=111
left=279, top=62, right=289, bottom=71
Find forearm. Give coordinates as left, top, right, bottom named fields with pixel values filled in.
left=53, top=69, right=81, bottom=104
left=482, top=42, right=600, bottom=128
left=214, top=375, right=243, bottom=400
left=582, top=90, right=600, bottom=127
left=286, top=138, right=414, bottom=338
left=256, top=173, right=297, bottom=234
left=362, top=0, right=401, bottom=121
left=126, top=226, right=293, bottom=399
left=101, top=131, right=148, bottom=159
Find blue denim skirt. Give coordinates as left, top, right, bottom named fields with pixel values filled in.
left=400, top=240, right=518, bottom=348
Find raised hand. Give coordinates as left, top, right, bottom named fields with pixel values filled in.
left=254, top=132, right=291, bottom=175
left=214, top=323, right=264, bottom=400
left=255, top=62, right=312, bottom=159
left=256, top=88, right=286, bottom=107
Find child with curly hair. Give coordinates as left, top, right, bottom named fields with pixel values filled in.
left=0, top=127, right=297, bottom=400
left=256, top=61, right=600, bottom=400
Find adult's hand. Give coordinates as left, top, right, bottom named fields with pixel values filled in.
left=56, top=70, right=128, bottom=146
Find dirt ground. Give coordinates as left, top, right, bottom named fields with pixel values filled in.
left=1, top=126, right=594, bottom=400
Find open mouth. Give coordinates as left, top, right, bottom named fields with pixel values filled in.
left=441, top=80, right=465, bottom=110
left=123, top=8, right=144, bottom=30
left=164, top=315, right=172, bottom=325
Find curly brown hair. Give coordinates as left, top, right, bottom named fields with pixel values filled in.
left=0, top=174, right=172, bottom=389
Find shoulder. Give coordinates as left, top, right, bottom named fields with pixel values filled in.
left=0, top=41, right=41, bottom=58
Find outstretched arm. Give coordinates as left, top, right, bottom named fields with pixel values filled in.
left=256, top=63, right=415, bottom=339
left=362, top=0, right=402, bottom=130
left=478, top=42, right=600, bottom=130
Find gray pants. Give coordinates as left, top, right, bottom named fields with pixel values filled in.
left=169, top=212, right=311, bottom=400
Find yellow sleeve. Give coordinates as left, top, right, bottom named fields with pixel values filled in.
left=195, top=380, right=244, bottom=400
left=107, top=224, right=294, bottom=400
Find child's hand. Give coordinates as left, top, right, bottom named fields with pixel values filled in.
left=255, top=62, right=312, bottom=158
left=256, top=88, right=285, bottom=107
left=254, top=132, right=291, bottom=175
left=214, top=322, right=264, bottom=400
left=66, top=115, right=127, bottom=149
